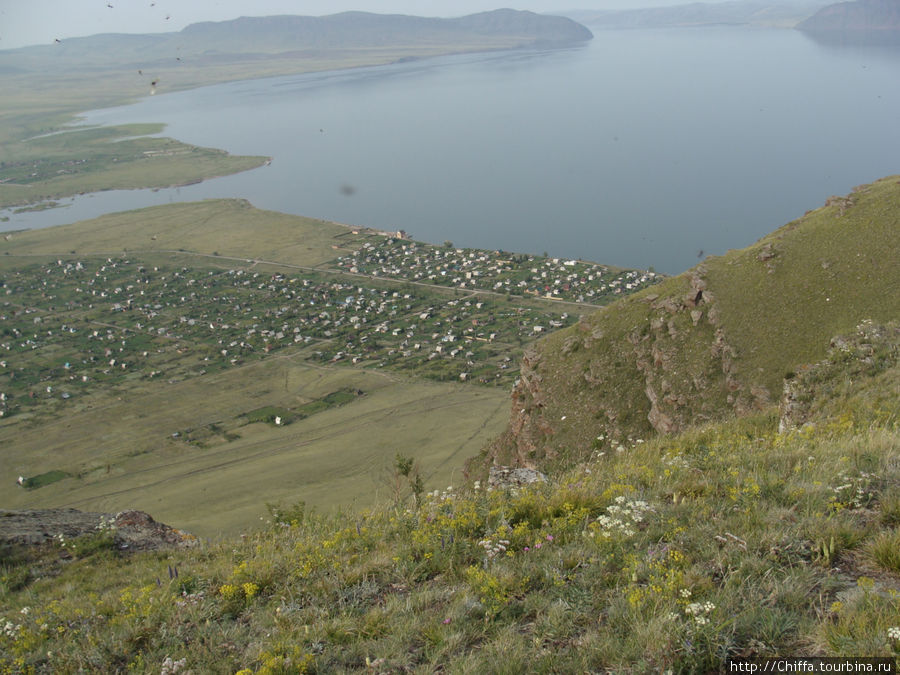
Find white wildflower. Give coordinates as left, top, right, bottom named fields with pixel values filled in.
left=684, top=601, right=715, bottom=625
left=591, top=496, right=653, bottom=538
left=160, top=655, right=187, bottom=675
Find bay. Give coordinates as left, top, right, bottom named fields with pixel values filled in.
left=3, top=26, right=899, bottom=274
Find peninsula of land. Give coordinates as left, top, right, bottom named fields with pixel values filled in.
left=0, top=10, right=592, bottom=212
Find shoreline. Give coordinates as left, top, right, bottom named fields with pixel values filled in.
left=0, top=40, right=567, bottom=217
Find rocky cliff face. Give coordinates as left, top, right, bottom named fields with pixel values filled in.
left=485, top=265, right=758, bottom=471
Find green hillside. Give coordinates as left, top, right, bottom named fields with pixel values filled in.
left=1, top=320, right=897, bottom=672
left=484, top=176, right=900, bottom=470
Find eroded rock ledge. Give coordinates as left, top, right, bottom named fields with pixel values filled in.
left=0, top=508, right=199, bottom=552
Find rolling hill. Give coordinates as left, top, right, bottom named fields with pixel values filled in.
left=568, top=0, right=830, bottom=29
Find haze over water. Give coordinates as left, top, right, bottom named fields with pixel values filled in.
left=5, top=26, right=899, bottom=274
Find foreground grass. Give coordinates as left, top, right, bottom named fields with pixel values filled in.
left=2, top=392, right=897, bottom=672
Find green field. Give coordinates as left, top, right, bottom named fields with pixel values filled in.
left=0, top=203, right=500, bottom=537
left=1, top=354, right=508, bottom=537
left=0, top=123, right=269, bottom=209
left=0, top=198, right=356, bottom=266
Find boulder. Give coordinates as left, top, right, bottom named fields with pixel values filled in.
left=488, top=465, right=548, bottom=490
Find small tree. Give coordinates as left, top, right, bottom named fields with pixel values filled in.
left=394, top=452, right=424, bottom=508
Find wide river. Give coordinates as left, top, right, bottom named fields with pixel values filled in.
left=4, top=26, right=899, bottom=274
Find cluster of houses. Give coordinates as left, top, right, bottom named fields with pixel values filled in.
left=334, top=239, right=659, bottom=304
left=0, top=257, right=566, bottom=417
left=0, top=238, right=660, bottom=419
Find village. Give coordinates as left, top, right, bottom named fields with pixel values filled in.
left=332, top=236, right=659, bottom=304
left=0, top=237, right=661, bottom=421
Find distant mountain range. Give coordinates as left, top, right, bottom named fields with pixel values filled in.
left=796, top=0, right=900, bottom=32
left=567, top=0, right=832, bottom=29
left=0, top=10, right=592, bottom=74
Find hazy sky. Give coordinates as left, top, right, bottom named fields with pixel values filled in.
left=1, top=0, right=738, bottom=50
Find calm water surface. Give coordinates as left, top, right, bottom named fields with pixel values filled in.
left=4, top=27, right=899, bottom=274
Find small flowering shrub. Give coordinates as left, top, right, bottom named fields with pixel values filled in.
left=160, top=655, right=188, bottom=675
left=684, top=600, right=716, bottom=626
left=464, top=565, right=526, bottom=619
left=477, top=537, right=510, bottom=561
left=828, top=470, right=878, bottom=512
left=588, top=495, right=652, bottom=539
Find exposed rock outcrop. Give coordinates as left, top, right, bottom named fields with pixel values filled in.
left=779, top=320, right=900, bottom=432
left=488, top=466, right=548, bottom=491
left=0, top=508, right=199, bottom=552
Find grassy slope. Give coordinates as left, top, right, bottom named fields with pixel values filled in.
left=0, top=331, right=897, bottom=672
left=1, top=199, right=354, bottom=267
left=1, top=358, right=508, bottom=538
left=486, top=176, right=900, bottom=469
left=710, top=178, right=900, bottom=396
